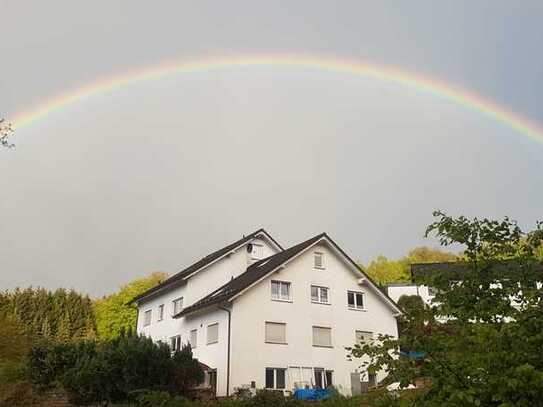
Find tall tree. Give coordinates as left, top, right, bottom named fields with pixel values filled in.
left=362, top=246, right=458, bottom=285
left=350, top=212, right=543, bottom=406
left=93, top=272, right=167, bottom=340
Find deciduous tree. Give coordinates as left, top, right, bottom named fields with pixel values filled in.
left=350, top=212, right=543, bottom=406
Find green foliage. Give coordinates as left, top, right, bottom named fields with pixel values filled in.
left=362, top=246, right=458, bottom=285
left=169, top=345, right=206, bottom=394
left=94, top=271, right=167, bottom=340
left=0, top=312, right=31, bottom=362
left=350, top=212, right=543, bottom=406
left=27, top=335, right=203, bottom=405
left=0, top=287, right=96, bottom=342
left=136, top=391, right=187, bottom=407
left=28, top=339, right=97, bottom=390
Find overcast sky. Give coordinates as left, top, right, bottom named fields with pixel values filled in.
left=1, top=1, right=542, bottom=297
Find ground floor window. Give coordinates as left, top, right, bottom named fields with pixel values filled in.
left=265, top=368, right=286, bottom=390
left=325, top=371, right=333, bottom=387
left=314, top=369, right=333, bottom=389
left=170, top=335, right=181, bottom=352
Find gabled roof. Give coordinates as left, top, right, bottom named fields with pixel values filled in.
left=411, top=259, right=543, bottom=281
left=130, top=228, right=283, bottom=304
left=176, top=232, right=401, bottom=317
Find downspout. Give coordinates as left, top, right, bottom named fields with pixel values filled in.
left=219, top=305, right=232, bottom=397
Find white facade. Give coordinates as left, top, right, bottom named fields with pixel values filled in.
left=386, top=283, right=436, bottom=306
left=136, top=231, right=401, bottom=397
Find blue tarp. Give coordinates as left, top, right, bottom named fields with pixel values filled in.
left=293, top=388, right=331, bottom=401
left=400, top=350, right=426, bottom=359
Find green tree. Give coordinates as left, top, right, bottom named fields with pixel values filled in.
left=350, top=212, right=543, bottom=406
left=363, top=255, right=410, bottom=285
left=363, top=247, right=458, bottom=285
left=93, top=272, right=167, bottom=340
left=0, top=313, right=30, bottom=362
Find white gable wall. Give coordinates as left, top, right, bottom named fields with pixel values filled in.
left=229, top=242, right=398, bottom=396
left=136, top=236, right=280, bottom=361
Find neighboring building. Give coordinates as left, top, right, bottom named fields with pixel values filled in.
left=387, top=261, right=543, bottom=307
left=132, top=229, right=401, bottom=397
left=386, top=283, right=436, bottom=305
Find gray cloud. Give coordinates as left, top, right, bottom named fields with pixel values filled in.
left=1, top=1, right=542, bottom=296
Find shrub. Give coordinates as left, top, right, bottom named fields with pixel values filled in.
left=136, top=390, right=187, bottom=407
left=28, top=339, right=97, bottom=389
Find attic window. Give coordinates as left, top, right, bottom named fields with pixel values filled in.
left=248, top=243, right=264, bottom=259
left=314, top=252, right=324, bottom=269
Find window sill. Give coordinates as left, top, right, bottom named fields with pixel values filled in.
left=312, top=345, right=334, bottom=348
left=314, top=267, right=326, bottom=271
left=311, top=301, right=331, bottom=305
left=207, top=341, right=218, bottom=345
left=271, top=298, right=293, bottom=303
left=265, top=341, right=288, bottom=345
left=348, top=307, right=367, bottom=312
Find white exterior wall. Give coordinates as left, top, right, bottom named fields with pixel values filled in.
left=229, top=243, right=399, bottom=396
left=137, top=284, right=186, bottom=342
left=387, top=284, right=435, bottom=306
left=136, top=236, right=279, bottom=389
left=181, top=309, right=230, bottom=396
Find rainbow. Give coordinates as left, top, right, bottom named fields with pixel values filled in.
left=11, top=54, right=543, bottom=144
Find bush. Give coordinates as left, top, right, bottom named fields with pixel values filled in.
left=28, top=339, right=97, bottom=389
left=136, top=390, right=187, bottom=407
left=27, top=336, right=204, bottom=405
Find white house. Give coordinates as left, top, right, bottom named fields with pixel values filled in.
left=132, top=229, right=401, bottom=397
left=386, top=283, right=436, bottom=306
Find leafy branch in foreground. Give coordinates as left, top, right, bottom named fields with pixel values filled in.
left=349, top=212, right=543, bottom=407
left=1, top=119, right=14, bottom=148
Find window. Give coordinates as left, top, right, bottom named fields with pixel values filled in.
left=271, top=281, right=291, bottom=301
left=248, top=243, right=264, bottom=259
left=347, top=291, right=365, bottom=310
left=143, top=310, right=152, bottom=326
left=190, top=329, right=198, bottom=348
left=170, top=335, right=181, bottom=352
left=311, top=286, right=329, bottom=304
left=325, top=371, right=333, bottom=387
left=172, top=297, right=183, bottom=316
left=265, top=368, right=286, bottom=389
left=356, top=330, right=373, bottom=343
left=157, top=304, right=164, bottom=321
left=314, top=252, right=324, bottom=269
left=314, top=368, right=325, bottom=389
left=312, top=326, right=332, bottom=347
left=265, top=322, right=287, bottom=344
left=207, top=323, right=219, bottom=344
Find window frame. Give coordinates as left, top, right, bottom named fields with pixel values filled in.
left=143, top=309, right=152, bottom=326
left=172, top=297, right=184, bottom=316
left=271, top=280, right=292, bottom=302
left=170, top=335, right=181, bottom=352
left=347, top=290, right=365, bottom=310
left=264, top=321, right=287, bottom=345
left=355, top=330, right=373, bottom=344
left=312, top=325, right=333, bottom=348
left=157, top=304, right=164, bottom=321
left=207, top=322, right=219, bottom=345
left=311, top=285, right=330, bottom=304
left=314, top=252, right=325, bottom=270
left=250, top=243, right=264, bottom=259
left=265, top=367, right=286, bottom=390
left=190, top=329, right=198, bottom=348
